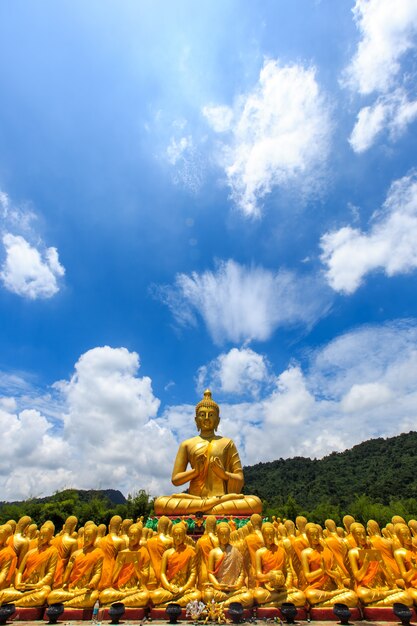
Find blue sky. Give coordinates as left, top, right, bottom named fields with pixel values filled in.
left=1, top=0, right=417, bottom=500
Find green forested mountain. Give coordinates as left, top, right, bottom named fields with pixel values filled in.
left=243, top=431, right=417, bottom=524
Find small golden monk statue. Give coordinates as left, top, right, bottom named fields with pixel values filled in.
left=1, top=521, right=58, bottom=607
left=146, top=516, right=173, bottom=589
left=8, top=516, right=32, bottom=567
left=99, top=516, right=125, bottom=590
left=0, top=524, right=17, bottom=592
left=245, top=514, right=264, bottom=588
left=254, top=522, right=306, bottom=608
left=203, top=521, right=253, bottom=608
left=348, top=522, right=411, bottom=607
left=99, top=522, right=150, bottom=607
left=52, top=516, right=78, bottom=588
left=150, top=523, right=200, bottom=607
left=154, top=390, right=262, bottom=516
left=394, top=523, right=417, bottom=604
left=195, top=515, right=218, bottom=587
left=301, top=523, right=357, bottom=608
left=47, top=523, right=104, bottom=608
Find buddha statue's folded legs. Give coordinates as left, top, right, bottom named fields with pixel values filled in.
left=154, top=493, right=262, bottom=516
left=305, top=587, right=358, bottom=608
left=356, top=586, right=413, bottom=607
left=99, top=587, right=149, bottom=607
left=202, top=586, right=253, bottom=608
left=150, top=587, right=201, bottom=608
left=47, top=588, right=99, bottom=608
left=0, top=586, right=51, bottom=608
left=253, top=587, right=306, bottom=608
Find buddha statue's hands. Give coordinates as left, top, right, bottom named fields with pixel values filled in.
left=210, top=457, right=228, bottom=481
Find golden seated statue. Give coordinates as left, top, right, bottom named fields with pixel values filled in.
left=149, top=523, right=200, bottom=607
left=302, top=523, right=357, bottom=608
left=203, top=522, right=253, bottom=608
left=0, top=521, right=58, bottom=607
left=99, top=522, right=150, bottom=607
left=154, top=390, right=262, bottom=516
left=254, top=522, right=306, bottom=608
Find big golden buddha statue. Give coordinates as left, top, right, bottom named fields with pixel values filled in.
left=154, top=390, right=262, bottom=516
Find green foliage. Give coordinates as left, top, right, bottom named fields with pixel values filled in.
left=243, top=430, right=417, bottom=524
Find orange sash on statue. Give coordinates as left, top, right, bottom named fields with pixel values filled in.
left=22, top=546, right=57, bottom=582
left=117, top=563, right=135, bottom=588
left=307, top=547, right=334, bottom=590
left=261, top=546, right=286, bottom=574
left=99, top=535, right=117, bottom=589
left=246, top=533, right=263, bottom=567
left=147, top=537, right=168, bottom=581
left=52, top=536, right=66, bottom=587
left=210, top=552, right=225, bottom=576
left=197, top=535, right=215, bottom=563
left=0, top=545, right=17, bottom=586
left=166, top=546, right=195, bottom=581
left=325, top=536, right=349, bottom=576
left=360, top=560, right=380, bottom=588
left=292, top=535, right=308, bottom=561
left=370, top=535, right=400, bottom=578
left=192, top=441, right=212, bottom=495
left=69, top=548, right=103, bottom=588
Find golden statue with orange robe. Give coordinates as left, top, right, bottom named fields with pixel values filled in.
left=154, top=390, right=262, bottom=516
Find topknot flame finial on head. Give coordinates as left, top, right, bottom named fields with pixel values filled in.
left=195, top=389, right=219, bottom=416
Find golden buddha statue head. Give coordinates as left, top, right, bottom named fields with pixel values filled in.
left=305, top=522, right=321, bottom=547
left=84, top=523, right=98, bottom=547
left=325, top=519, right=336, bottom=533
left=250, top=513, right=262, bottom=530
left=128, top=523, right=142, bottom=549
left=172, top=523, right=186, bottom=546
left=216, top=521, right=231, bottom=545
left=395, top=523, right=412, bottom=548
left=16, top=515, right=32, bottom=534
left=39, top=521, right=55, bottom=546
left=195, top=389, right=220, bottom=432
left=351, top=522, right=367, bottom=547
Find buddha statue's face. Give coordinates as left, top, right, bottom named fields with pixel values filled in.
left=217, top=524, right=231, bottom=547
left=306, top=526, right=320, bottom=547
left=262, top=525, right=275, bottom=548
left=128, top=526, right=141, bottom=549
left=172, top=526, right=186, bottom=548
left=84, top=527, right=97, bottom=548
left=195, top=406, right=219, bottom=434
left=352, top=525, right=367, bottom=548
left=397, top=525, right=412, bottom=548
left=38, top=524, right=54, bottom=547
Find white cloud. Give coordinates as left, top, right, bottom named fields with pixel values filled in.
left=341, top=382, right=393, bottom=413
left=197, top=347, right=271, bottom=397
left=320, top=171, right=417, bottom=293
left=202, top=105, right=233, bottom=133
left=0, top=234, right=65, bottom=299
left=166, top=135, right=193, bottom=165
left=343, top=0, right=417, bottom=96
left=349, top=89, right=417, bottom=152
left=0, top=346, right=177, bottom=500
left=343, top=0, right=417, bottom=151
left=4, top=321, right=417, bottom=500
left=156, top=259, right=331, bottom=344
left=203, top=59, right=332, bottom=217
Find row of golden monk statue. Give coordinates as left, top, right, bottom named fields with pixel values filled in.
left=1, top=512, right=417, bottom=611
